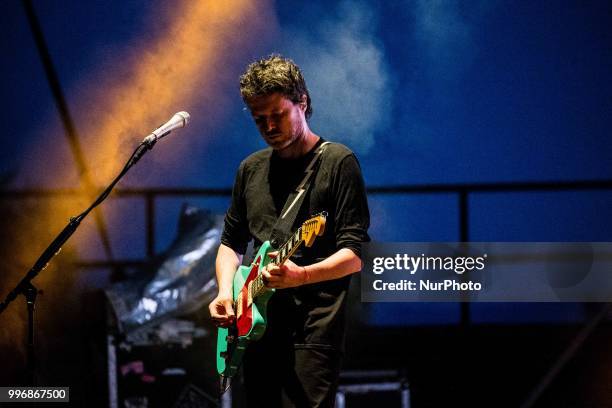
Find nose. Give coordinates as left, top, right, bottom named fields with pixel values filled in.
left=263, top=118, right=277, bottom=134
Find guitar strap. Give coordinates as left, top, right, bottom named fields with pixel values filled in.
left=269, top=141, right=331, bottom=249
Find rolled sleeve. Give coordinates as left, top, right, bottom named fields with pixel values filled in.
left=332, top=154, right=370, bottom=259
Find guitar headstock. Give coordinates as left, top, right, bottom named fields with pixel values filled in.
left=300, top=212, right=327, bottom=247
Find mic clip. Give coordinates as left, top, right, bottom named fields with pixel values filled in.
left=133, top=134, right=159, bottom=164
left=142, top=128, right=170, bottom=148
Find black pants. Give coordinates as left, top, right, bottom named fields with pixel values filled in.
left=243, top=339, right=342, bottom=408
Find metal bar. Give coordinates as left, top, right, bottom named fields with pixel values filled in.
left=367, top=179, right=612, bottom=194
left=336, top=382, right=411, bottom=407
left=401, top=387, right=410, bottom=408
left=459, top=191, right=470, bottom=327
left=3, top=181, right=610, bottom=272
left=107, top=334, right=117, bottom=408
left=220, top=391, right=232, bottom=408
left=0, top=188, right=84, bottom=198
left=459, top=191, right=469, bottom=242
left=21, top=0, right=114, bottom=260
left=338, top=381, right=404, bottom=394
left=0, top=187, right=233, bottom=199
left=3, top=178, right=612, bottom=200
left=335, top=392, right=346, bottom=408
left=116, top=187, right=233, bottom=197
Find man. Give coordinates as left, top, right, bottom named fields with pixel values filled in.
left=209, top=54, right=370, bottom=407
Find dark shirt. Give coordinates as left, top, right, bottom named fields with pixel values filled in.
left=221, top=138, right=370, bottom=350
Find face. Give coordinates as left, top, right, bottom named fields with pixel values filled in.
left=246, top=93, right=307, bottom=151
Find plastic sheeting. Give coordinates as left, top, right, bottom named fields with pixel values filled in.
left=106, top=204, right=223, bottom=338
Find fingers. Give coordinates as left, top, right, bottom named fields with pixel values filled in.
left=262, top=262, right=290, bottom=288
left=222, top=298, right=235, bottom=318
left=213, top=318, right=233, bottom=328
left=211, top=314, right=234, bottom=327
left=209, top=297, right=236, bottom=327
left=262, top=269, right=276, bottom=286
left=264, top=267, right=289, bottom=288
left=266, top=264, right=283, bottom=276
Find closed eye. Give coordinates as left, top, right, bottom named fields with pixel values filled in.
left=253, top=110, right=285, bottom=126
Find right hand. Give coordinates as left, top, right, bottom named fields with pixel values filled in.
left=209, top=292, right=235, bottom=327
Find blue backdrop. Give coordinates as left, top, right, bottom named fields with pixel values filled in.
left=1, top=0, right=611, bottom=326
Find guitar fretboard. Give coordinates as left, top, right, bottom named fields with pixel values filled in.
left=250, top=227, right=304, bottom=299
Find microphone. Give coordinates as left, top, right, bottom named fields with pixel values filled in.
left=142, top=111, right=190, bottom=145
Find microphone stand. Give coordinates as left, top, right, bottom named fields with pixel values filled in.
left=0, top=136, right=161, bottom=385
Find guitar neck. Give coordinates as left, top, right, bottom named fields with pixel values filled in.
left=272, top=227, right=304, bottom=267
left=251, top=228, right=304, bottom=298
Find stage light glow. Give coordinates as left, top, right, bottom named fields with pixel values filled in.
left=1, top=0, right=276, bottom=362
left=20, top=0, right=275, bottom=262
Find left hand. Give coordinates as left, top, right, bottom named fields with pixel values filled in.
left=261, top=253, right=308, bottom=288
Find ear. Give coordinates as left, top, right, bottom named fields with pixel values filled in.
left=299, top=94, right=308, bottom=112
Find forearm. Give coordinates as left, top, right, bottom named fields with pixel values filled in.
left=215, top=243, right=243, bottom=295
left=303, top=248, right=362, bottom=284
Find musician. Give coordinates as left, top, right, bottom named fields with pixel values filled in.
left=209, top=54, right=370, bottom=407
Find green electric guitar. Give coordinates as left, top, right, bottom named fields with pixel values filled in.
left=216, top=212, right=327, bottom=382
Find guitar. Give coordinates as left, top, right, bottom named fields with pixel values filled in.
left=216, top=212, right=327, bottom=380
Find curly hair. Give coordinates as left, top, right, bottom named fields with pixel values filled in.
left=239, top=54, right=313, bottom=119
